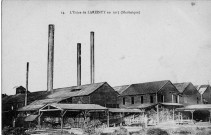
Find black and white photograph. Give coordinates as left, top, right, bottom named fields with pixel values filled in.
left=1, top=0, right=211, bottom=134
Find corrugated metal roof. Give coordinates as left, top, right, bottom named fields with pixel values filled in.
left=32, top=82, right=106, bottom=105
left=176, top=104, right=211, bottom=111
left=43, top=103, right=108, bottom=110
left=113, top=85, right=130, bottom=94
left=18, top=105, right=44, bottom=111
left=25, top=115, right=39, bottom=122
left=47, top=82, right=106, bottom=99
left=3, top=82, right=106, bottom=106
left=13, top=82, right=109, bottom=112
left=29, top=98, right=64, bottom=105
left=173, top=82, right=190, bottom=93
left=109, top=108, right=143, bottom=113
left=121, top=80, right=170, bottom=96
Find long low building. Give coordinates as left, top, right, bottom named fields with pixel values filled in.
left=2, top=82, right=119, bottom=127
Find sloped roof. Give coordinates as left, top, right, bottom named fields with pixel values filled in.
left=113, top=85, right=130, bottom=94
left=160, top=102, right=183, bottom=106
left=173, top=82, right=190, bottom=93
left=18, top=104, right=44, bottom=111
left=121, top=80, right=170, bottom=96
left=195, top=85, right=199, bottom=89
left=176, top=104, right=211, bottom=111
left=109, top=108, right=143, bottom=113
left=2, top=91, right=49, bottom=104
left=196, top=85, right=210, bottom=94
left=17, top=82, right=108, bottom=111
left=25, top=115, right=39, bottom=122
left=30, top=98, right=64, bottom=105
left=47, top=82, right=106, bottom=99
left=4, top=82, right=106, bottom=105
left=42, top=103, right=108, bottom=111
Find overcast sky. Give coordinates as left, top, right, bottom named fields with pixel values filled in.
left=2, top=0, right=211, bottom=95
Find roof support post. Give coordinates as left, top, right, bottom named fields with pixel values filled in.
left=61, top=110, right=66, bottom=131
left=144, top=114, right=148, bottom=128
left=120, top=112, right=122, bottom=126
left=107, top=110, right=109, bottom=127
left=38, top=111, right=40, bottom=129
left=178, top=112, right=181, bottom=120
left=12, top=117, right=16, bottom=128
left=181, top=112, right=183, bottom=121
left=156, top=92, right=159, bottom=124
left=61, top=110, right=63, bottom=132
left=173, top=108, right=175, bottom=121
left=190, top=110, right=195, bottom=121
left=83, top=110, right=90, bottom=128
left=38, top=111, right=43, bottom=129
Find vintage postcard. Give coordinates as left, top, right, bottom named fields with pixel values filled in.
left=2, top=0, right=211, bottom=135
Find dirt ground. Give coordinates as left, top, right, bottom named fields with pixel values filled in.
left=3, top=122, right=211, bottom=135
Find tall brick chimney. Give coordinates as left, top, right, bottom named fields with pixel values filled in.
left=90, top=32, right=95, bottom=84
left=47, top=24, right=54, bottom=92
left=77, top=43, right=81, bottom=86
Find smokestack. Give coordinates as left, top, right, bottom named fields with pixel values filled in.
left=90, top=32, right=95, bottom=84
left=77, top=43, right=81, bottom=86
left=47, top=24, right=54, bottom=92
left=25, top=62, right=29, bottom=106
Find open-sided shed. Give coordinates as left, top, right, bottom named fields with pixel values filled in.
left=37, top=103, right=108, bottom=129
left=176, top=104, right=211, bottom=122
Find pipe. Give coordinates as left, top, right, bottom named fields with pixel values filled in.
left=90, top=32, right=95, bottom=84
left=47, top=24, right=54, bottom=92
left=77, top=43, right=81, bottom=86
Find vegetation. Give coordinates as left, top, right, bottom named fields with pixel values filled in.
left=2, top=126, right=27, bottom=135
left=112, top=126, right=128, bottom=135
left=83, top=119, right=102, bottom=134
left=146, top=128, right=169, bottom=135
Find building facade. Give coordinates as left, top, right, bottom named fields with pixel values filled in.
left=174, top=82, right=201, bottom=106
left=115, top=80, right=180, bottom=109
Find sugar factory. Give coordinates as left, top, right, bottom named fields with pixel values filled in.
left=2, top=24, right=211, bottom=135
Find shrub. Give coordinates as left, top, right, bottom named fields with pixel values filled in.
left=112, top=127, right=128, bottom=135
left=174, top=127, right=195, bottom=135
left=146, top=128, right=169, bottom=135
left=130, top=129, right=147, bottom=135
left=2, top=127, right=27, bottom=135
left=83, top=119, right=102, bottom=134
